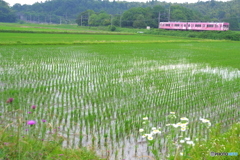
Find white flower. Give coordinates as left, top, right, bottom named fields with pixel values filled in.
left=146, top=133, right=152, bottom=137
left=200, top=118, right=210, bottom=123
left=139, top=129, right=144, bottom=132
left=180, top=117, right=189, bottom=121
left=207, top=122, right=211, bottom=127
left=180, top=140, right=185, bottom=143
left=152, top=129, right=161, bottom=134
left=143, top=117, right=148, bottom=120
left=185, top=137, right=190, bottom=141
left=186, top=141, right=195, bottom=146
left=142, top=134, right=147, bottom=138
left=172, top=124, right=178, bottom=128
left=166, top=124, right=171, bottom=126
left=152, top=127, right=156, bottom=130
left=147, top=136, right=153, bottom=140
left=200, top=118, right=211, bottom=127
left=170, top=112, right=175, bottom=114
left=180, top=152, right=183, bottom=156
left=176, top=122, right=182, bottom=127
left=181, top=127, right=186, bottom=131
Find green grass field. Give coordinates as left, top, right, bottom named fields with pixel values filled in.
left=0, top=23, right=239, bottom=160
left=0, top=22, right=104, bottom=33
left=0, top=32, right=197, bottom=45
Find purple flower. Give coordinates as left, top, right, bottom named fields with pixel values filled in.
left=27, top=120, right=36, bottom=125
left=28, top=112, right=32, bottom=114
left=42, top=119, right=46, bottom=123
left=4, top=142, right=9, bottom=146
left=6, top=98, right=14, bottom=103
left=31, top=105, right=36, bottom=109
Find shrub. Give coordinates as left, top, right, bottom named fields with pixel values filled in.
left=108, top=25, right=116, bottom=31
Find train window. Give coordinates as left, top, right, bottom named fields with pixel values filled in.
left=195, top=24, right=201, bottom=27
left=166, top=24, right=170, bottom=26
left=207, top=25, right=214, bottom=27
left=174, top=24, right=180, bottom=26
left=188, top=25, right=190, bottom=27
left=184, top=24, right=186, bottom=27
left=223, top=25, right=229, bottom=28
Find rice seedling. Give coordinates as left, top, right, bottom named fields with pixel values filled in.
left=0, top=40, right=239, bottom=159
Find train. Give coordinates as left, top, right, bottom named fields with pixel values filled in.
left=159, top=22, right=229, bottom=31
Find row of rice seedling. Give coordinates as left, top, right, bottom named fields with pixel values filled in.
left=0, top=43, right=239, bottom=159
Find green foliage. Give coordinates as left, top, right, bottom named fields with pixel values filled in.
left=76, top=10, right=95, bottom=26
left=133, top=14, right=147, bottom=28
left=0, top=0, right=16, bottom=22
left=170, top=5, right=204, bottom=22
left=185, top=122, right=240, bottom=160
left=7, top=0, right=239, bottom=30
left=182, top=0, right=240, bottom=30
left=108, top=25, right=116, bottom=31
left=223, top=16, right=240, bottom=30
left=89, top=12, right=111, bottom=26
left=0, top=127, right=104, bottom=160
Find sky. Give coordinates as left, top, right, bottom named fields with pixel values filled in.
left=5, top=0, right=231, bottom=7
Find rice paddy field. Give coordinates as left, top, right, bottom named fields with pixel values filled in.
left=0, top=25, right=240, bottom=159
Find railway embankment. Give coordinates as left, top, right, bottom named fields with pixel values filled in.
left=144, top=29, right=240, bottom=41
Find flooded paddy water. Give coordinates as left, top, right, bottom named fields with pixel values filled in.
left=0, top=44, right=239, bottom=159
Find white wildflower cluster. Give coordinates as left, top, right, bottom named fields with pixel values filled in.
left=179, top=137, right=195, bottom=146
left=166, top=115, right=212, bottom=132
left=166, top=116, right=189, bottom=132
left=139, top=117, right=161, bottom=141
left=139, top=113, right=212, bottom=156
left=140, top=127, right=161, bottom=141
left=139, top=113, right=213, bottom=158
left=199, top=118, right=211, bottom=128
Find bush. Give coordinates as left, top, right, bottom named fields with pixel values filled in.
left=108, top=25, right=116, bottom=31
left=17, top=20, right=26, bottom=24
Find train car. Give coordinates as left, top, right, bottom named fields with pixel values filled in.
left=159, top=22, right=229, bottom=31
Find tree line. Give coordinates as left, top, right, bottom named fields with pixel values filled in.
left=75, top=5, right=204, bottom=29
left=0, top=0, right=16, bottom=22
left=0, top=0, right=239, bottom=30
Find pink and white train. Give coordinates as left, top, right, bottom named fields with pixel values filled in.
left=159, top=22, right=229, bottom=31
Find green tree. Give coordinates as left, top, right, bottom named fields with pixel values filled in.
left=224, top=16, right=239, bottom=30
left=76, top=10, right=95, bottom=26
left=171, top=9, right=187, bottom=21
left=0, top=0, right=16, bottom=22
left=133, top=14, right=146, bottom=28
left=88, top=11, right=111, bottom=26
left=121, top=7, right=147, bottom=27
